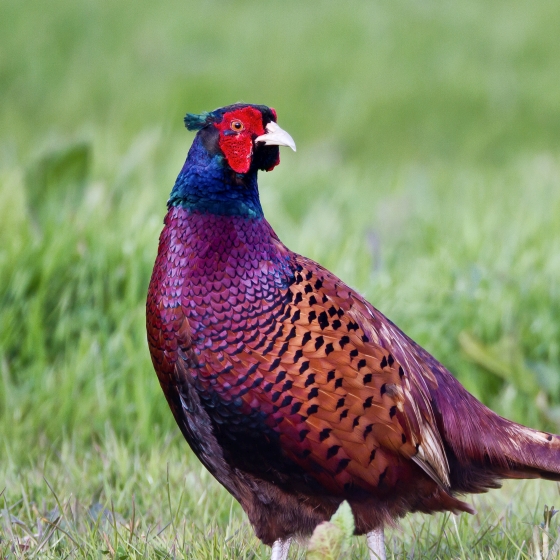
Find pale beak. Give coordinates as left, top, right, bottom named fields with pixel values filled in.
left=255, top=121, right=297, bottom=152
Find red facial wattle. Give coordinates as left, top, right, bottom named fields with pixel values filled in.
left=215, top=107, right=267, bottom=174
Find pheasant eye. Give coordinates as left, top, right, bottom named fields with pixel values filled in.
left=230, top=120, right=244, bottom=132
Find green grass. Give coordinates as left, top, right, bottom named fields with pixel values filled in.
left=2, top=0, right=560, bottom=557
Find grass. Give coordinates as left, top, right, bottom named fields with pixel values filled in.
left=1, top=0, right=560, bottom=557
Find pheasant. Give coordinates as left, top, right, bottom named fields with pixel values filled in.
left=146, top=103, right=560, bottom=560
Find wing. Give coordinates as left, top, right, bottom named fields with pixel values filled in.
left=185, top=253, right=451, bottom=495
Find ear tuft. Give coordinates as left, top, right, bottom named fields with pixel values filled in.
left=184, top=112, right=212, bottom=131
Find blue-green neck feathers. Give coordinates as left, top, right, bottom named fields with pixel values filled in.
left=168, top=130, right=263, bottom=219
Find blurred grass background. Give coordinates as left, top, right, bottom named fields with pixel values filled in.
left=1, top=0, right=560, bottom=557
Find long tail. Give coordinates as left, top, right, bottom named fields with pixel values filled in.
left=434, top=374, right=560, bottom=493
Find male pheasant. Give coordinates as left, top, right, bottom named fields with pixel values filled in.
left=146, top=103, right=560, bottom=559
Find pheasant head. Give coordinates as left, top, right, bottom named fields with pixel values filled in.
left=169, top=103, right=296, bottom=217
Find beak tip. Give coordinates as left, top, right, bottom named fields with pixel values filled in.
left=255, top=122, right=297, bottom=153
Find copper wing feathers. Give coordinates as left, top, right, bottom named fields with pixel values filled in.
left=173, top=253, right=452, bottom=497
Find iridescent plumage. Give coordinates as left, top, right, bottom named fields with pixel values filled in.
left=146, top=104, right=560, bottom=558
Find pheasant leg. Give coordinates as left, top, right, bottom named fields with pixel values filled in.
left=367, top=527, right=386, bottom=560
left=271, top=538, right=292, bottom=560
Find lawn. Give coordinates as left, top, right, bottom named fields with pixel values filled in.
left=1, top=0, right=560, bottom=557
